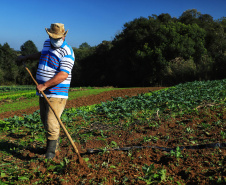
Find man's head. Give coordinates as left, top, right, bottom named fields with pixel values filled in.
left=46, top=23, right=68, bottom=48
left=45, top=23, right=68, bottom=39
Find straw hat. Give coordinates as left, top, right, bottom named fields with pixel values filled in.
left=45, top=23, right=68, bottom=39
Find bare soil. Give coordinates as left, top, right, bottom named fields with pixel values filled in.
left=0, top=87, right=225, bottom=184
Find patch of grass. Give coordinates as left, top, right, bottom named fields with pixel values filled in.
left=0, top=97, right=39, bottom=114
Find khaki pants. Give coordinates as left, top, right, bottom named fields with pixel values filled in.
left=39, top=97, right=67, bottom=140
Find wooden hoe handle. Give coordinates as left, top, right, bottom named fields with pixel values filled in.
left=25, top=66, right=83, bottom=164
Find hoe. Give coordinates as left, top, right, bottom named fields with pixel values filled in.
left=24, top=64, right=83, bottom=165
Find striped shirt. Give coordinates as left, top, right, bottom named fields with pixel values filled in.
left=36, top=39, right=75, bottom=98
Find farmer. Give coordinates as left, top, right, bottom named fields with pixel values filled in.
left=17, top=23, right=75, bottom=159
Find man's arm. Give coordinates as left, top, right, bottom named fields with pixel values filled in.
left=17, top=52, right=41, bottom=62
left=17, top=52, right=68, bottom=92
left=37, top=71, right=69, bottom=92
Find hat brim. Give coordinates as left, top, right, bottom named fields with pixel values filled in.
left=45, top=28, right=68, bottom=39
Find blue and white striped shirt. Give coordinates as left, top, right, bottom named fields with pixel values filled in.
left=36, top=39, right=75, bottom=98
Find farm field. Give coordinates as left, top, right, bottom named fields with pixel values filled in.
left=0, top=87, right=158, bottom=119
left=0, top=80, right=225, bottom=184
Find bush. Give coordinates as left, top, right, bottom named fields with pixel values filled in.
left=164, top=57, right=197, bottom=85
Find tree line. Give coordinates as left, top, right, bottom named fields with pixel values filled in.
left=0, top=9, right=225, bottom=87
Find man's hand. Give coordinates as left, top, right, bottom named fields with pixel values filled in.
left=36, top=71, right=68, bottom=93
left=37, top=83, right=47, bottom=93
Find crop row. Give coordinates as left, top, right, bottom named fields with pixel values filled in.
left=0, top=85, right=35, bottom=92
left=63, top=79, right=226, bottom=122
left=0, top=91, right=36, bottom=101
left=1, top=79, right=225, bottom=131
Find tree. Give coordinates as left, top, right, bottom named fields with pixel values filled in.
left=198, top=14, right=213, bottom=23
left=0, top=43, right=18, bottom=84
left=79, top=42, right=91, bottom=49
left=110, top=16, right=207, bottom=86
left=17, top=40, right=39, bottom=85
left=110, top=17, right=160, bottom=86
left=71, top=44, right=96, bottom=87
left=179, top=9, right=201, bottom=25
left=72, top=41, right=114, bottom=87
left=157, top=13, right=172, bottom=23
left=20, top=40, right=38, bottom=56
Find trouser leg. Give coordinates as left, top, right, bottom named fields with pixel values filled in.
left=39, top=97, right=67, bottom=140
left=39, top=97, right=67, bottom=158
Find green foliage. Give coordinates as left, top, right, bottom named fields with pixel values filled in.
left=0, top=86, right=36, bottom=102
left=0, top=91, right=36, bottom=101
left=220, top=130, right=226, bottom=139
left=164, top=55, right=214, bottom=85
left=0, top=43, right=18, bottom=85
left=0, top=40, right=39, bottom=85
left=165, top=57, right=197, bottom=85
left=179, top=9, right=202, bottom=25
left=139, top=164, right=167, bottom=184
left=17, top=40, right=39, bottom=85
left=135, top=21, right=207, bottom=85
left=79, top=42, right=91, bottom=49
left=0, top=110, right=42, bottom=132
left=0, top=85, right=35, bottom=92
left=169, top=146, right=183, bottom=159
left=90, top=80, right=225, bottom=120
left=71, top=9, right=225, bottom=87
left=20, top=40, right=38, bottom=56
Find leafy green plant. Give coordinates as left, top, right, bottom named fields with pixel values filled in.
left=169, top=146, right=183, bottom=160
left=220, top=130, right=226, bottom=139
left=185, top=126, right=193, bottom=133
left=54, top=157, right=70, bottom=174
left=139, top=164, right=167, bottom=184
left=110, top=141, right=118, bottom=148
left=143, top=135, right=159, bottom=143
left=201, top=122, right=211, bottom=129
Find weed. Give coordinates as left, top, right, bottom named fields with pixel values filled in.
left=139, top=164, right=167, bottom=184
left=169, top=146, right=183, bottom=160
left=185, top=127, right=193, bottom=133
left=220, top=130, right=226, bottom=139
left=110, top=141, right=118, bottom=148
left=143, top=135, right=159, bottom=143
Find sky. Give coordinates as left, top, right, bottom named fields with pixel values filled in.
left=0, top=0, right=225, bottom=51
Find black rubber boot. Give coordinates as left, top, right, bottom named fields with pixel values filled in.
left=56, top=138, right=60, bottom=152
left=45, top=139, right=57, bottom=159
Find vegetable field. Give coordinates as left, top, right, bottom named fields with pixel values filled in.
left=0, top=80, right=225, bottom=184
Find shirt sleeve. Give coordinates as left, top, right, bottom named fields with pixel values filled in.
left=59, top=55, right=74, bottom=74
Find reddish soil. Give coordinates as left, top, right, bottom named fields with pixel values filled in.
left=0, top=87, right=225, bottom=184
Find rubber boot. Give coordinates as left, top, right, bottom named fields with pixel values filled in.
left=45, top=139, right=57, bottom=159
left=55, top=138, right=60, bottom=152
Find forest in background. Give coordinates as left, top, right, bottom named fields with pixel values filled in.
left=0, top=9, right=225, bottom=87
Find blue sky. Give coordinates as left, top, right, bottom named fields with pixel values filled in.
left=0, top=0, right=225, bottom=51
